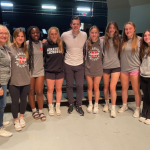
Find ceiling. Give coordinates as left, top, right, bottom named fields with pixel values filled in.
left=1, top=0, right=107, bottom=17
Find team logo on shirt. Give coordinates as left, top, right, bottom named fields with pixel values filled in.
left=15, top=52, right=27, bottom=68
left=88, top=47, right=100, bottom=61
left=47, top=47, right=60, bottom=54
left=40, top=47, right=43, bottom=51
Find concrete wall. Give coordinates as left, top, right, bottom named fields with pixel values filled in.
left=107, top=0, right=150, bottom=33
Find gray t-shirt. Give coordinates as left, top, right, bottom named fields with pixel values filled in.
left=27, top=41, right=44, bottom=77
left=84, top=39, right=104, bottom=77
left=61, top=30, right=87, bottom=66
left=103, top=37, right=120, bottom=69
left=140, top=48, right=150, bottom=78
left=120, top=36, right=141, bottom=72
left=8, top=46, right=30, bottom=86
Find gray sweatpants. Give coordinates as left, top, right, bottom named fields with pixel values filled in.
left=65, top=63, right=84, bottom=107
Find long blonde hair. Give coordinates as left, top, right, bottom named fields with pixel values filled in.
left=87, top=26, right=99, bottom=51
left=48, top=27, right=63, bottom=53
left=12, top=28, right=28, bottom=59
left=0, top=24, right=11, bottom=47
left=121, top=22, right=138, bottom=54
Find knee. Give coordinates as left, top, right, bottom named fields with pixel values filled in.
left=110, top=85, right=116, bottom=93
left=94, top=85, right=99, bottom=92
left=133, top=89, right=141, bottom=95
left=104, top=84, right=109, bottom=90
left=29, top=89, right=35, bottom=95
left=55, top=87, right=62, bottom=93
left=76, top=83, right=83, bottom=90
left=36, top=90, right=43, bottom=97
left=88, top=85, right=93, bottom=91
left=47, top=88, right=54, bottom=94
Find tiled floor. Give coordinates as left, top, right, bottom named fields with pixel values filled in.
left=1, top=102, right=150, bottom=150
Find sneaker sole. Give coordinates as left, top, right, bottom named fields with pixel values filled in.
left=49, top=114, right=54, bottom=116
left=0, top=134, right=13, bottom=137
left=118, top=108, right=128, bottom=113
left=76, top=110, right=84, bottom=116
left=20, top=124, right=25, bottom=128
left=15, top=128, right=22, bottom=131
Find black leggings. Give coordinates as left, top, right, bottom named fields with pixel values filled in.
left=9, top=85, right=30, bottom=118
left=140, top=76, right=150, bottom=119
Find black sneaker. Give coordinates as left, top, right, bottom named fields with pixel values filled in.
left=68, top=104, right=74, bottom=114
left=76, top=106, right=84, bottom=116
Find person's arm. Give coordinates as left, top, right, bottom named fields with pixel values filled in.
left=0, top=84, right=4, bottom=96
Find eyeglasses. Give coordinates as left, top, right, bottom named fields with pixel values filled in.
left=0, top=32, right=9, bottom=36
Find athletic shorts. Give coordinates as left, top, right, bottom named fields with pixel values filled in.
left=45, top=71, right=65, bottom=80
left=103, top=67, right=121, bottom=74
left=121, top=70, right=140, bottom=76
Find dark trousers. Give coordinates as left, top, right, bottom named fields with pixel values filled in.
left=9, top=85, right=30, bottom=118
left=140, top=76, right=150, bottom=119
left=65, top=63, right=84, bottom=107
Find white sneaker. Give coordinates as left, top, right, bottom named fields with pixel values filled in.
left=3, top=121, right=10, bottom=126
left=118, top=105, right=128, bottom=113
left=56, top=105, right=61, bottom=116
left=133, top=108, right=140, bottom=118
left=145, top=119, right=150, bottom=125
left=103, top=103, right=109, bottom=112
left=93, top=104, right=99, bottom=114
left=14, top=120, right=22, bottom=131
left=87, top=104, right=93, bottom=113
left=139, top=117, right=146, bottom=123
left=20, top=117, right=26, bottom=128
left=0, top=127, right=13, bottom=137
left=49, top=104, right=54, bottom=116
left=110, top=108, right=116, bottom=118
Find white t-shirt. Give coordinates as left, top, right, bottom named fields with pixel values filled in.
left=61, top=30, right=87, bottom=66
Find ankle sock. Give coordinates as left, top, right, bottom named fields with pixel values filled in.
left=95, top=103, right=98, bottom=107
left=89, top=101, right=92, bottom=105
left=105, top=100, right=109, bottom=104
left=32, top=108, right=36, bottom=112
left=112, top=105, right=115, bottom=109
left=39, top=109, right=43, bottom=114
left=56, top=103, right=60, bottom=107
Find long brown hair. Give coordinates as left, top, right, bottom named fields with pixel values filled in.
left=87, top=26, right=99, bottom=51
left=121, top=22, right=138, bottom=54
left=140, top=29, right=150, bottom=59
left=105, top=21, right=120, bottom=52
left=12, top=28, right=28, bottom=59
left=48, top=27, right=63, bottom=53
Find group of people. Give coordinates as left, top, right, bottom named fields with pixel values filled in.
left=0, top=16, right=150, bottom=138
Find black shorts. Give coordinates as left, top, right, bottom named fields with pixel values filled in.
left=45, top=71, right=65, bottom=80
left=103, top=67, right=121, bottom=74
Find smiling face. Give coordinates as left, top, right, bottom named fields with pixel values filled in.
left=30, top=28, right=40, bottom=42
left=0, top=27, right=9, bottom=46
left=49, top=29, right=58, bottom=43
left=70, top=19, right=81, bottom=33
left=124, top=24, right=135, bottom=39
left=108, top=24, right=116, bottom=37
left=90, top=28, right=99, bottom=42
left=144, top=31, right=150, bottom=45
left=15, top=32, right=25, bottom=46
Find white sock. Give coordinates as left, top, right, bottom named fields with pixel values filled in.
left=105, top=100, right=109, bottom=104
left=56, top=103, right=60, bottom=107
left=39, top=109, right=43, bottom=114
left=123, top=103, right=127, bottom=106
left=136, top=107, right=140, bottom=109
left=112, top=105, right=115, bottom=109
left=32, top=108, right=36, bottom=112
left=89, top=101, right=92, bottom=105
left=95, top=103, right=98, bottom=107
